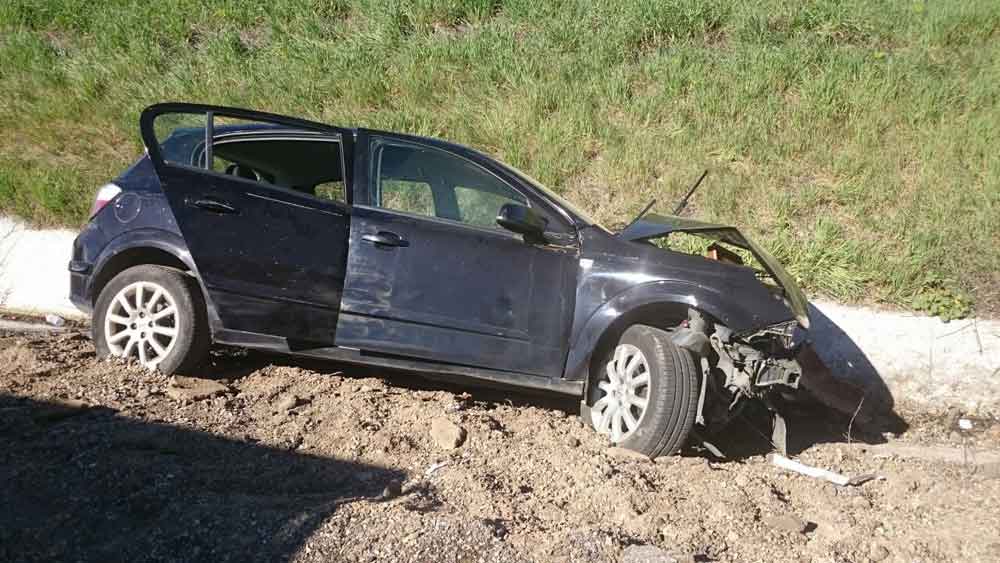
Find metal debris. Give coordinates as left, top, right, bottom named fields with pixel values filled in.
left=770, top=453, right=882, bottom=487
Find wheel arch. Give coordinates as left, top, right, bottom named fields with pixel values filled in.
left=563, top=280, right=738, bottom=394
left=88, top=231, right=194, bottom=303
left=87, top=229, right=221, bottom=335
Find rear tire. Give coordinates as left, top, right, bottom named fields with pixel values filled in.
left=587, top=324, right=699, bottom=458
left=93, top=265, right=210, bottom=375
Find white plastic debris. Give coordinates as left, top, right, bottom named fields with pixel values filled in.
left=769, top=454, right=881, bottom=487
left=45, top=314, right=65, bottom=327
left=958, top=418, right=973, bottom=430
left=424, top=461, right=449, bottom=476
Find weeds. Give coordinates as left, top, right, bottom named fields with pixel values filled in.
left=0, top=0, right=997, bottom=316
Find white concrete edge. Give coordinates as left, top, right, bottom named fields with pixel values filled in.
left=1, top=216, right=86, bottom=320
left=2, top=215, right=998, bottom=411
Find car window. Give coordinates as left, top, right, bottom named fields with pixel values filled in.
left=381, top=179, right=435, bottom=216
left=454, top=186, right=519, bottom=228
left=151, top=111, right=347, bottom=204
left=314, top=181, right=345, bottom=203
left=372, top=142, right=526, bottom=229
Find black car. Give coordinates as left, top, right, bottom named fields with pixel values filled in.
left=70, top=103, right=813, bottom=457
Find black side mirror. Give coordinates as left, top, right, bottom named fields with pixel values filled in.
left=496, top=203, right=547, bottom=242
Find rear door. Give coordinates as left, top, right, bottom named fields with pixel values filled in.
left=336, top=132, right=578, bottom=377
left=140, top=104, right=354, bottom=344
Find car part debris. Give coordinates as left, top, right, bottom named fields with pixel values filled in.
left=425, top=461, right=449, bottom=476
left=770, top=453, right=881, bottom=486
left=691, top=429, right=725, bottom=459
left=772, top=410, right=788, bottom=455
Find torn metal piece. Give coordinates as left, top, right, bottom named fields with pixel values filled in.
left=772, top=411, right=788, bottom=456
left=695, top=357, right=709, bottom=426
left=691, top=430, right=725, bottom=459
left=770, top=453, right=882, bottom=487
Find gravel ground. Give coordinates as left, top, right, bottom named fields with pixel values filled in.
left=2, top=326, right=999, bottom=563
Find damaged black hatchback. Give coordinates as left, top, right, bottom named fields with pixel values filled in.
left=70, top=103, right=816, bottom=457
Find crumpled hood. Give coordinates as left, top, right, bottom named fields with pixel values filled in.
left=619, top=213, right=810, bottom=329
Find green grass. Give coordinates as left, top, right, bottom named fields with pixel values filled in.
left=1, top=0, right=998, bottom=316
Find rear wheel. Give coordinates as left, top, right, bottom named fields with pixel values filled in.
left=588, top=324, right=699, bottom=457
left=93, top=265, right=209, bottom=375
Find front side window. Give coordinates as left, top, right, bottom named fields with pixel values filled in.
left=372, top=142, right=527, bottom=229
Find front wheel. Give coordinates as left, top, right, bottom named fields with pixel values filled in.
left=587, top=324, right=699, bottom=458
left=93, top=265, right=210, bottom=375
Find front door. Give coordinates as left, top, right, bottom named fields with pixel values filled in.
left=336, top=133, right=578, bottom=377
left=141, top=104, right=353, bottom=343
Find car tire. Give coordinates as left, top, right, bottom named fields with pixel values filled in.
left=93, top=265, right=210, bottom=375
left=587, top=324, right=699, bottom=458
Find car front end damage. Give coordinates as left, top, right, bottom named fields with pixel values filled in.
left=619, top=214, right=865, bottom=454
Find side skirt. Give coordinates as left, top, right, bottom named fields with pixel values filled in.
left=214, top=329, right=584, bottom=397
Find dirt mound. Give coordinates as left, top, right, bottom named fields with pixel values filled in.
left=1, top=329, right=998, bottom=562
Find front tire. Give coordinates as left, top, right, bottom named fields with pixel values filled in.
left=588, top=324, right=699, bottom=457
left=93, top=265, right=209, bottom=375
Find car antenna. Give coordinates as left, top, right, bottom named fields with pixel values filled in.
left=672, top=169, right=709, bottom=216
left=621, top=198, right=657, bottom=233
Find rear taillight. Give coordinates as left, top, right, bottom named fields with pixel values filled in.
left=90, top=183, right=122, bottom=217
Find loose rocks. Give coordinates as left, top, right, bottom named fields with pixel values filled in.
left=430, top=417, right=467, bottom=449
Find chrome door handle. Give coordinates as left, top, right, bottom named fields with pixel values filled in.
left=188, top=196, right=238, bottom=214
left=361, top=231, right=408, bottom=247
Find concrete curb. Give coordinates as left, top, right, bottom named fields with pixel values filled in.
left=1, top=216, right=84, bottom=319
left=2, top=215, right=997, bottom=411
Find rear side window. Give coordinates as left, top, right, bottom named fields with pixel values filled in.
left=371, top=142, right=526, bottom=229
left=153, top=112, right=208, bottom=167
left=150, top=111, right=347, bottom=204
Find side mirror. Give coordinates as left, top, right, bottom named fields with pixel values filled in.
left=496, top=203, right=547, bottom=241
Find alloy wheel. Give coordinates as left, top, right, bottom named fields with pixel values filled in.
left=591, top=343, right=651, bottom=443
left=103, top=280, right=180, bottom=369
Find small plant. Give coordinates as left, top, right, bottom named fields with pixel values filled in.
left=911, top=274, right=972, bottom=321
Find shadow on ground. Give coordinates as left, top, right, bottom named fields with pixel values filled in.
left=206, top=346, right=582, bottom=414
left=0, top=394, right=405, bottom=563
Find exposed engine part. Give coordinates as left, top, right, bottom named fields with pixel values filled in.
left=711, top=325, right=803, bottom=396
left=670, top=307, right=809, bottom=448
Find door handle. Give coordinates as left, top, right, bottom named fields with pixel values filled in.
left=361, top=231, right=409, bottom=247
left=188, top=196, right=238, bottom=214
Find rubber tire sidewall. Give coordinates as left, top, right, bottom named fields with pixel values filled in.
left=92, top=265, right=209, bottom=375
left=592, top=324, right=700, bottom=458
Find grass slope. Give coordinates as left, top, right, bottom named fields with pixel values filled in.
left=1, top=0, right=997, bottom=316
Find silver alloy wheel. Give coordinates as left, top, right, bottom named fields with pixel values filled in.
left=591, top=343, right=651, bottom=443
left=103, top=280, right=180, bottom=369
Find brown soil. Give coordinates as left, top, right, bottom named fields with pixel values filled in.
left=2, top=328, right=999, bottom=563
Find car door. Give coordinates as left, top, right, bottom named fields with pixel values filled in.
left=140, top=104, right=354, bottom=344
left=336, top=132, right=578, bottom=378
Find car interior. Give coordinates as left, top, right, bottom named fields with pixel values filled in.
left=212, top=136, right=346, bottom=203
